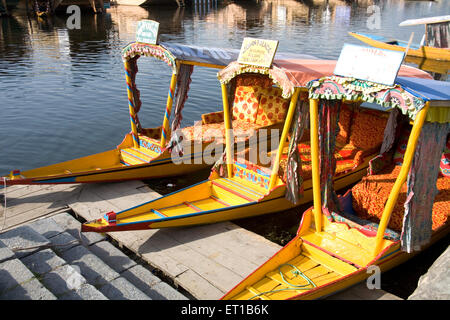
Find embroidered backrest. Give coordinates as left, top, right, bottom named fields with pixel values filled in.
left=336, top=103, right=354, bottom=144
left=232, top=75, right=273, bottom=124
left=255, top=87, right=290, bottom=126
left=348, top=109, right=389, bottom=153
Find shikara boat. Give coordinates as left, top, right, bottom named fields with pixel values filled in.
left=349, top=15, right=450, bottom=61
left=221, top=75, right=450, bottom=300
left=3, top=41, right=317, bottom=186
left=349, top=32, right=450, bottom=61
left=81, top=58, right=433, bottom=233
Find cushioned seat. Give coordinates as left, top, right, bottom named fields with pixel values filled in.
left=181, top=74, right=290, bottom=144
left=351, top=165, right=449, bottom=232
left=181, top=119, right=266, bottom=144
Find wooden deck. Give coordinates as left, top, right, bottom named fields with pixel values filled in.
left=0, top=180, right=401, bottom=300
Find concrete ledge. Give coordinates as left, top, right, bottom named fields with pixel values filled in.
left=409, top=245, right=450, bottom=300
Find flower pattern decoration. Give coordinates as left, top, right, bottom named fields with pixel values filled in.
left=308, top=76, right=426, bottom=120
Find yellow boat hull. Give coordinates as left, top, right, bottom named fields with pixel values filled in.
left=81, top=157, right=370, bottom=233
left=3, top=138, right=209, bottom=185
left=349, top=32, right=450, bottom=61
left=221, top=208, right=450, bottom=300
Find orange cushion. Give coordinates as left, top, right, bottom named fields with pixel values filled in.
left=352, top=165, right=450, bottom=232
left=202, top=111, right=224, bottom=124
left=255, top=87, right=289, bottom=126
left=336, top=104, right=353, bottom=144
left=348, top=109, right=389, bottom=152
left=232, top=85, right=261, bottom=123
left=236, top=74, right=273, bottom=88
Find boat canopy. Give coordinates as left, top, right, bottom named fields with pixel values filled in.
left=122, top=41, right=318, bottom=73
left=121, top=41, right=318, bottom=147
left=218, top=59, right=433, bottom=100
left=307, top=74, right=449, bottom=253
left=308, top=75, right=450, bottom=122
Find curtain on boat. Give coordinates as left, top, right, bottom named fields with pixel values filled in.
left=171, top=64, right=194, bottom=132
left=319, top=100, right=342, bottom=218
left=167, top=64, right=194, bottom=155
left=401, top=122, right=450, bottom=252
left=285, top=98, right=309, bottom=204
left=368, top=108, right=400, bottom=175
left=426, top=22, right=450, bottom=48
left=128, top=56, right=143, bottom=133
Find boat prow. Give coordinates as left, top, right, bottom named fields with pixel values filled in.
left=81, top=177, right=282, bottom=232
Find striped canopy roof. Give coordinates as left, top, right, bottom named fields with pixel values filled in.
left=308, top=75, right=450, bottom=122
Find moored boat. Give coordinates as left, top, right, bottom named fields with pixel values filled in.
left=2, top=25, right=319, bottom=186
left=349, top=15, right=450, bottom=61
left=81, top=40, right=433, bottom=233
left=221, top=59, right=450, bottom=300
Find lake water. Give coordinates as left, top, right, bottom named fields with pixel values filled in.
left=1, top=0, right=449, bottom=174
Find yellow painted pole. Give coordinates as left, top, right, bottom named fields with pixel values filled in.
left=124, top=60, right=140, bottom=148
left=221, top=83, right=234, bottom=178
left=373, top=103, right=430, bottom=257
left=160, top=67, right=178, bottom=148
left=268, top=88, right=301, bottom=190
left=309, top=98, right=322, bottom=232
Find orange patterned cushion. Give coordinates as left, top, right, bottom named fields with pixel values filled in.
left=236, top=74, right=273, bottom=88
left=142, top=126, right=162, bottom=140
left=336, top=103, right=353, bottom=144
left=232, top=86, right=261, bottom=123
left=181, top=120, right=260, bottom=144
left=348, top=109, right=389, bottom=153
left=202, top=111, right=224, bottom=124
left=292, top=141, right=368, bottom=182
left=255, top=87, right=289, bottom=126
left=352, top=165, right=449, bottom=232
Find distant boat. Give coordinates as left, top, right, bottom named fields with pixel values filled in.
left=349, top=32, right=450, bottom=61
left=111, top=0, right=184, bottom=6
left=349, top=15, right=450, bottom=61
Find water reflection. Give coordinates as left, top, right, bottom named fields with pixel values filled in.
left=0, top=0, right=448, bottom=174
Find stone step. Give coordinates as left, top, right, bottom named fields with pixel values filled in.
left=121, top=265, right=188, bottom=300
left=0, top=225, right=51, bottom=259
left=0, top=213, right=189, bottom=300
left=0, top=258, right=56, bottom=300
left=51, top=213, right=188, bottom=300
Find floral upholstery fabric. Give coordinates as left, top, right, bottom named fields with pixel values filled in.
left=181, top=119, right=261, bottom=144
left=393, top=128, right=411, bottom=166
left=202, top=111, right=224, bottom=124
left=255, top=88, right=290, bottom=126
left=235, top=74, right=273, bottom=88
left=334, top=141, right=365, bottom=174
left=336, top=103, right=354, bottom=144
left=141, top=127, right=162, bottom=140
left=278, top=141, right=368, bottom=183
left=348, top=109, right=389, bottom=153
left=231, top=74, right=273, bottom=124
left=232, top=86, right=261, bottom=123
left=351, top=165, right=449, bottom=232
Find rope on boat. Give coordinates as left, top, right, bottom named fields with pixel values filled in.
left=247, top=263, right=317, bottom=300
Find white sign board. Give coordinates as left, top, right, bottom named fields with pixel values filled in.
left=237, top=38, right=279, bottom=68
left=334, top=43, right=405, bottom=86
left=136, top=20, right=160, bottom=45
